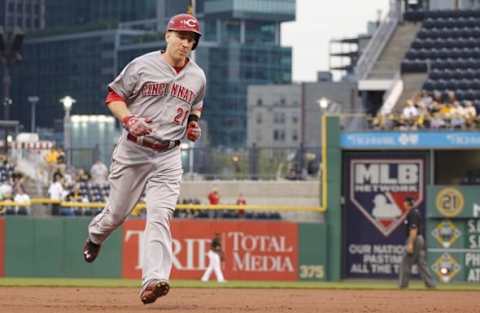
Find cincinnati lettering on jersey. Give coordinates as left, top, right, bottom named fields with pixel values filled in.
left=170, top=83, right=195, bottom=104
left=142, top=82, right=169, bottom=97
left=141, top=82, right=196, bottom=105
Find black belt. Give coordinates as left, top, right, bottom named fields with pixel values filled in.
left=127, top=134, right=180, bottom=152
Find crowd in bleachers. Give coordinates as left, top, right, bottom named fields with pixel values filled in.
left=40, top=158, right=282, bottom=220
left=0, top=155, right=31, bottom=215
left=372, top=8, right=480, bottom=131
left=372, top=90, right=478, bottom=130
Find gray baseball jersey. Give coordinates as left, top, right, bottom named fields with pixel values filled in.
left=109, top=50, right=206, bottom=164
left=88, top=50, right=206, bottom=289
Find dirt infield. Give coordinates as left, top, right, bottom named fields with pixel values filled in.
left=0, top=287, right=478, bottom=313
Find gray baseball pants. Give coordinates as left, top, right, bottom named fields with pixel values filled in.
left=88, top=147, right=182, bottom=289
left=398, top=235, right=436, bottom=288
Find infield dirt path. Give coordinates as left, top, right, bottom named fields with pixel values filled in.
left=0, top=287, right=478, bottom=313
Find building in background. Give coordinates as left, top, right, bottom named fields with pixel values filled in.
left=247, top=76, right=358, bottom=149
left=198, top=0, right=295, bottom=147
left=5, top=0, right=295, bottom=149
left=0, top=0, right=45, bottom=32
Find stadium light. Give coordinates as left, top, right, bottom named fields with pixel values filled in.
left=60, top=96, right=76, bottom=167
left=27, top=96, right=39, bottom=132
left=318, top=97, right=329, bottom=110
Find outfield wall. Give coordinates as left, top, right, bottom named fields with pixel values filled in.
left=0, top=217, right=326, bottom=281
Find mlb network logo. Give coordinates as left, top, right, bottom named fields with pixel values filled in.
left=350, top=159, right=424, bottom=237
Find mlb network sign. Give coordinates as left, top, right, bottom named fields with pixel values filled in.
left=351, top=159, right=424, bottom=236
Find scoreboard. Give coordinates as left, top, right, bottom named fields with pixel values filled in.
left=427, top=186, right=480, bottom=283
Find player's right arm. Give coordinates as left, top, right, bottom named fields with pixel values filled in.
left=106, top=89, right=152, bottom=136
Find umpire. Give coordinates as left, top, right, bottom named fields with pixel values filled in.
left=398, top=197, right=436, bottom=289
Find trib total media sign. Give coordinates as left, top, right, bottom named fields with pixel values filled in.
left=122, top=220, right=298, bottom=280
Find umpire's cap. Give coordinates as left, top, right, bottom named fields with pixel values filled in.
left=167, top=13, right=202, bottom=50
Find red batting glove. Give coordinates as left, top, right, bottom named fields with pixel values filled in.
left=122, top=115, right=153, bottom=137
left=186, top=121, right=201, bottom=142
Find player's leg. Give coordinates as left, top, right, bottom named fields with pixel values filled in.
left=415, top=236, right=436, bottom=288
left=201, top=250, right=215, bottom=282
left=398, top=245, right=413, bottom=288
left=141, top=148, right=182, bottom=301
left=211, top=252, right=225, bottom=282
left=86, top=161, right=150, bottom=254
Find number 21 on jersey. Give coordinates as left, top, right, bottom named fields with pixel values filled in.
left=174, top=108, right=189, bottom=125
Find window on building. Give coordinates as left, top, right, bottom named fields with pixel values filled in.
left=292, top=115, right=298, bottom=124
left=8, top=1, right=14, bottom=12
left=256, top=98, right=263, bottom=106
left=273, top=130, right=285, bottom=142
left=225, top=20, right=241, bottom=43
left=292, top=130, right=298, bottom=142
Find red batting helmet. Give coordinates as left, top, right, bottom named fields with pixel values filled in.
left=166, top=13, right=202, bottom=50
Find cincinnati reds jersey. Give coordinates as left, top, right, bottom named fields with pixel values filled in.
left=109, top=51, right=206, bottom=164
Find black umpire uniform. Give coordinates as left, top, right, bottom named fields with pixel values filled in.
left=398, top=197, right=436, bottom=288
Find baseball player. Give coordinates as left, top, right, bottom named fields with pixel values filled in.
left=82, top=13, right=205, bottom=305
left=398, top=197, right=436, bottom=289
left=201, top=233, right=226, bottom=282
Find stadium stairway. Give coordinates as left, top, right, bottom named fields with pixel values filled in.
left=368, top=22, right=422, bottom=79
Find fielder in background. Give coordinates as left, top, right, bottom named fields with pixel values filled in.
left=398, top=196, right=436, bottom=289
left=82, top=13, right=205, bottom=305
left=201, top=233, right=226, bottom=283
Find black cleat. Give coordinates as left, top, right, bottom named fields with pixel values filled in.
left=83, top=238, right=101, bottom=263
left=140, top=280, right=170, bottom=304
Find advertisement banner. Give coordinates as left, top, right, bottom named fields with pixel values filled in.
left=0, top=219, right=4, bottom=277
left=123, top=220, right=299, bottom=280
left=343, top=152, right=427, bottom=278
left=341, top=131, right=480, bottom=149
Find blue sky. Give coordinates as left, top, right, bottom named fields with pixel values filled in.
left=281, top=0, right=390, bottom=82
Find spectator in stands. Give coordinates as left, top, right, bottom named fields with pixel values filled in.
left=450, top=101, right=466, bottom=129
left=430, top=111, right=447, bottom=129
left=48, top=172, right=68, bottom=215
left=90, top=159, right=109, bottom=184
left=0, top=181, right=12, bottom=201
left=402, top=100, right=420, bottom=129
left=12, top=172, right=31, bottom=215
left=236, top=193, right=247, bottom=218
left=66, top=183, right=90, bottom=216
left=464, top=101, right=477, bottom=129
left=418, top=90, right=433, bottom=111
left=57, top=148, right=65, bottom=164
left=13, top=188, right=31, bottom=215
left=45, top=147, right=60, bottom=165
left=76, top=168, right=91, bottom=183
left=53, top=167, right=74, bottom=190
left=208, top=187, right=220, bottom=205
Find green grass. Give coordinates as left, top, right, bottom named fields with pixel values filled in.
left=0, top=278, right=479, bottom=291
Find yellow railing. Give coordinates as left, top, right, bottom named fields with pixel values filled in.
left=0, top=198, right=326, bottom=215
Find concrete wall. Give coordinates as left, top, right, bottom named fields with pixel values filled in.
left=179, top=180, right=321, bottom=206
